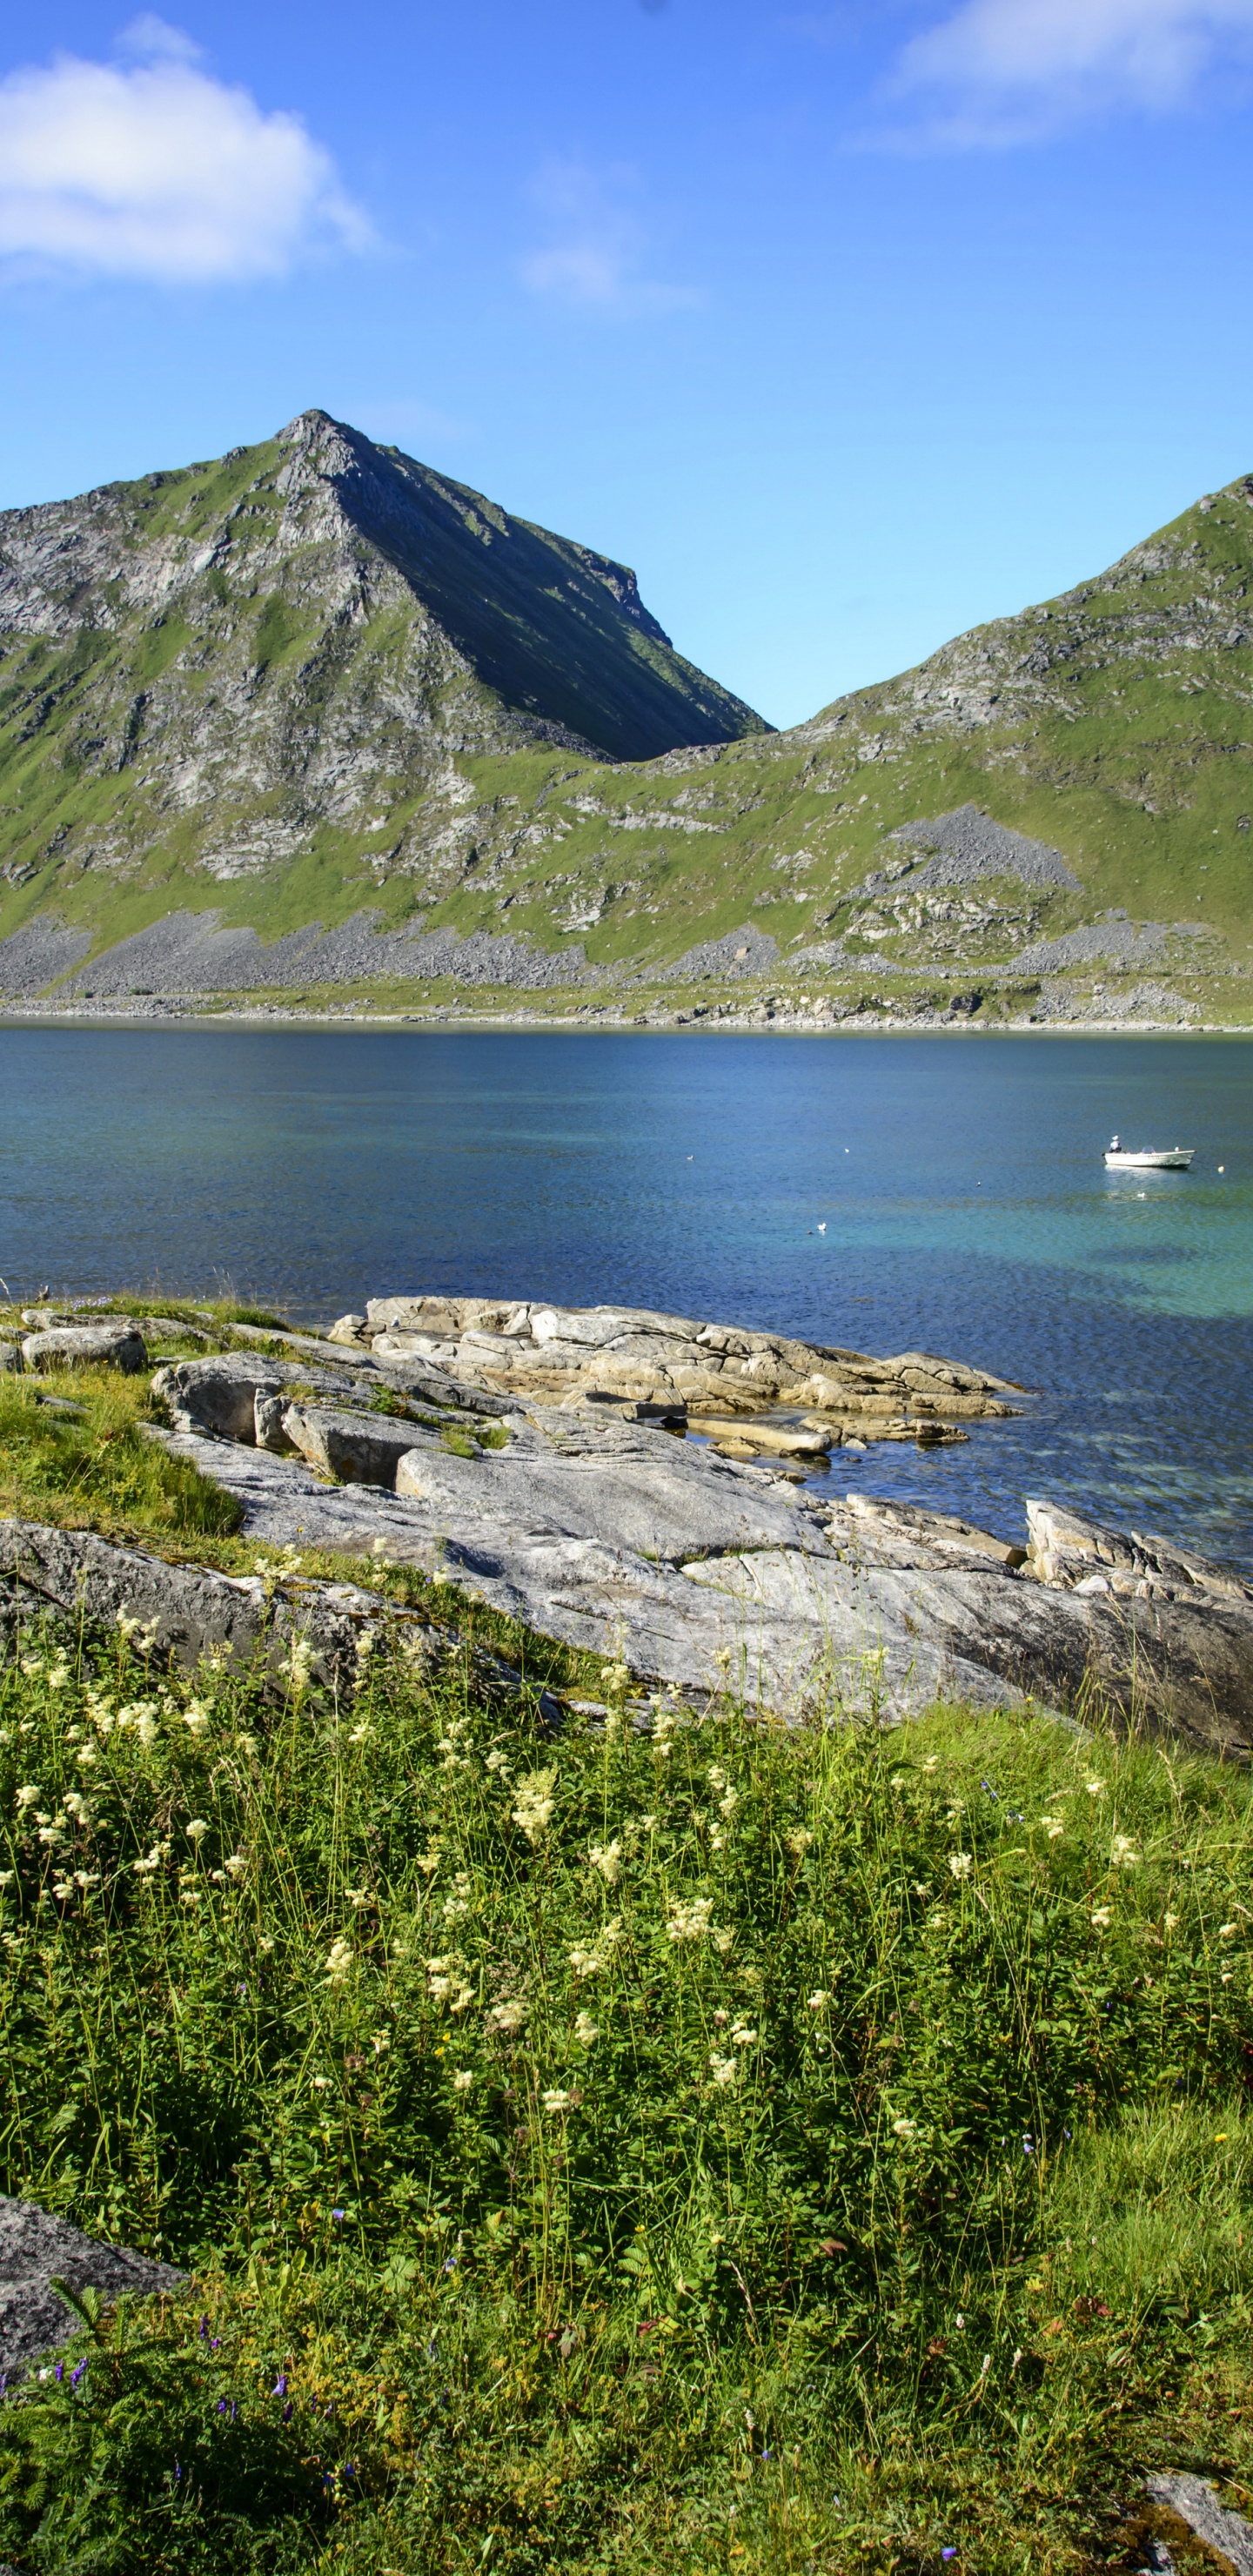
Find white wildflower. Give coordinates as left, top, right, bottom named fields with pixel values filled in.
left=450, top=1980, right=475, bottom=2012
left=325, top=1937, right=354, bottom=1982
left=485, top=1748, right=511, bottom=1776
left=714, top=1929, right=734, bottom=1955
left=511, top=1768, right=557, bottom=1843
left=14, top=1785, right=40, bottom=1810
left=452, top=2069, right=473, bottom=2092
left=587, top=1839, right=622, bottom=1887
left=184, top=1819, right=210, bottom=1843
left=667, top=1896, right=716, bottom=1943
left=807, top=1989, right=829, bottom=2010
left=921, top=1755, right=939, bottom=1773
left=115, top=1611, right=141, bottom=1640
left=542, top=2088, right=574, bottom=2113
left=1220, top=1922, right=1237, bottom=1939
left=574, top=2010, right=599, bottom=2046
left=183, top=1701, right=212, bottom=1737
left=708, top=2053, right=738, bottom=2087
left=729, top=2022, right=758, bottom=2048
left=892, top=2117, right=918, bottom=2139
left=1090, top=1906, right=1112, bottom=1929
left=1040, top=1816, right=1064, bottom=1841
left=288, top=1639, right=315, bottom=1697
left=569, top=1919, right=621, bottom=1979
left=1111, top=1835, right=1140, bottom=1868
left=1163, top=1911, right=1180, bottom=1931
left=486, top=1997, right=527, bottom=2036
left=786, top=1827, right=814, bottom=1857
left=1084, top=1777, right=1105, bottom=1796
left=948, top=1853, right=973, bottom=1881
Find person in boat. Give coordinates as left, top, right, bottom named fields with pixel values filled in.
left=1109, top=1134, right=1121, bottom=1152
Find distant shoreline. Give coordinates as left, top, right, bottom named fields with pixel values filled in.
left=0, top=1004, right=1249, bottom=1038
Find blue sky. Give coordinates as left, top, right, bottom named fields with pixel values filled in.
left=3, top=0, right=1253, bottom=727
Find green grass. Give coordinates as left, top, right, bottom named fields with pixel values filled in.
left=0, top=1611, right=1250, bottom=2573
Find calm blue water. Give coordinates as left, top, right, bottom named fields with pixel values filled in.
left=1, top=1025, right=1250, bottom=1567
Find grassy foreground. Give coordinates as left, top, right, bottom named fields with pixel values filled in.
left=0, top=1590, right=1250, bottom=2574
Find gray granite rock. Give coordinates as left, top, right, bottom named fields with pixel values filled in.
left=283, top=1403, right=439, bottom=1488
left=152, top=1354, right=291, bottom=1442
left=22, top=1324, right=147, bottom=1373
left=1145, top=2474, right=1253, bottom=2574
left=129, top=1423, right=1250, bottom=1749
left=0, top=2197, right=183, bottom=2378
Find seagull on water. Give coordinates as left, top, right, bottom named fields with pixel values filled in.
left=817, top=1222, right=827, bottom=1233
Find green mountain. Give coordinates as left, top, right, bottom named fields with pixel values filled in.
left=2, top=417, right=1252, bottom=1017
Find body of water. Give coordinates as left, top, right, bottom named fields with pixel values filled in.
left=2, top=1023, right=1250, bottom=1566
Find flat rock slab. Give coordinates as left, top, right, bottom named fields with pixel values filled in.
left=144, top=1423, right=1253, bottom=1748
left=392, top=1413, right=832, bottom=1564
left=0, top=2196, right=182, bottom=2378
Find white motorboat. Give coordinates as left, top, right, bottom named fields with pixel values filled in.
left=1103, top=1134, right=1195, bottom=1171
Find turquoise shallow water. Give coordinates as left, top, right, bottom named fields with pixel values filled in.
left=1, top=1024, right=1250, bottom=1566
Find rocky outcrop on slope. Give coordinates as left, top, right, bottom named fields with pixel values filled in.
left=84, top=1295, right=1245, bottom=1753
left=347, top=1294, right=1022, bottom=1434
left=3, top=1292, right=1246, bottom=1747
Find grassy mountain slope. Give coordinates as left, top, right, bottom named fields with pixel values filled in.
left=2, top=429, right=1252, bottom=1014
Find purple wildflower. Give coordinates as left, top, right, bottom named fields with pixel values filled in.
left=70, top=2362, right=86, bottom=2389
left=332, top=2209, right=345, bottom=2222
left=272, top=2373, right=288, bottom=2398
left=54, top=2362, right=63, bottom=2382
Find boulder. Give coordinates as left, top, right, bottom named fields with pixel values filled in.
left=326, top=1313, right=368, bottom=1344
left=282, top=1405, right=439, bottom=1488
left=152, top=1355, right=289, bottom=1443
left=255, top=1388, right=297, bottom=1452
left=0, top=2196, right=183, bottom=2378
left=22, top=1325, right=146, bottom=1374
left=0, top=1345, right=21, bottom=1374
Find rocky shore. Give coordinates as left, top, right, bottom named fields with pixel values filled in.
left=4, top=1293, right=1250, bottom=1754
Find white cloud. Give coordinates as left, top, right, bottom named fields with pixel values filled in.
left=0, top=20, right=369, bottom=282
left=519, top=159, right=698, bottom=317
left=895, top=0, right=1253, bottom=134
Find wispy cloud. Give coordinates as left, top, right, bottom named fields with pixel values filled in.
left=890, top=0, right=1253, bottom=141
left=0, top=17, right=370, bottom=283
left=519, top=159, right=698, bottom=316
